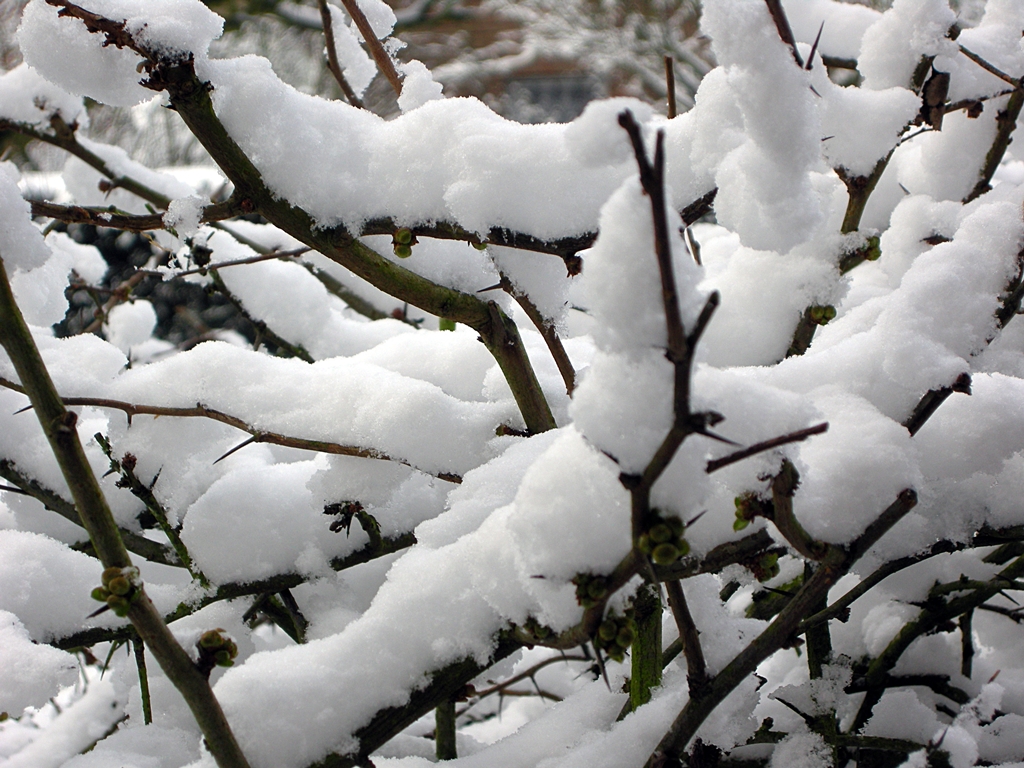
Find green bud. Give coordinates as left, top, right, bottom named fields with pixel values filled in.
left=733, top=518, right=750, bottom=532
left=533, top=624, right=550, bottom=639
left=471, top=241, right=488, bottom=251
left=676, top=538, right=690, bottom=557
left=651, top=543, right=680, bottom=565
left=587, top=580, right=607, bottom=600
left=91, top=587, right=110, bottom=602
left=616, top=626, right=635, bottom=647
left=865, top=236, right=881, bottom=261
left=667, top=516, right=685, bottom=537
left=637, top=534, right=652, bottom=555
left=393, top=227, right=413, bottom=245
left=649, top=524, right=673, bottom=544
left=809, top=306, right=825, bottom=322
left=214, top=650, right=234, bottom=666
left=101, top=567, right=122, bottom=586
left=107, top=576, right=131, bottom=596
left=106, top=595, right=130, bottom=616
left=821, top=305, right=837, bottom=323
left=199, top=630, right=224, bottom=649
left=393, top=243, right=412, bottom=259
left=438, top=318, right=456, bottom=332
left=598, top=620, right=618, bottom=642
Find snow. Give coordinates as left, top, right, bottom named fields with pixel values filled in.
left=0, top=63, right=86, bottom=130
left=0, top=611, right=78, bottom=713
left=6, top=0, right=1024, bottom=765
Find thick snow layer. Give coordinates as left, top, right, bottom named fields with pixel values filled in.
left=858, top=0, right=957, bottom=90
left=0, top=611, right=78, bottom=713
left=0, top=63, right=86, bottom=129
left=0, top=163, right=51, bottom=272
left=701, top=0, right=825, bottom=252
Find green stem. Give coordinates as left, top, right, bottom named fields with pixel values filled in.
left=435, top=699, right=457, bottom=760
left=134, top=638, right=153, bottom=725
left=0, top=251, right=252, bottom=768
left=630, top=583, right=664, bottom=711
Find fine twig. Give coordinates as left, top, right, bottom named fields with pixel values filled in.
left=53, top=531, right=418, bottom=650
left=851, top=551, right=1024, bottom=731
left=0, top=115, right=171, bottom=207
left=316, top=0, right=365, bottom=108
left=0, top=377, right=463, bottom=484
left=0, top=243, right=252, bottom=768
left=336, top=0, right=403, bottom=96
left=706, top=422, right=828, bottom=473
left=0, top=457, right=181, bottom=567
left=133, top=638, right=153, bottom=725
left=207, top=269, right=315, bottom=362
left=645, top=489, right=918, bottom=768
left=958, top=45, right=1022, bottom=88
left=30, top=198, right=242, bottom=232
left=762, top=0, right=804, bottom=68
left=665, top=580, right=708, bottom=696
left=665, top=56, right=677, bottom=119
left=499, top=273, right=576, bottom=395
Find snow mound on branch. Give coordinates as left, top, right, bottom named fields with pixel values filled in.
left=18, top=0, right=222, bottom=108
left=0, top=63, right=86, bottom=129
left=0, top=611, right=78, bottom=713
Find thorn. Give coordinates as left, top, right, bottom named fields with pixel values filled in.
left=213, top=434, right=260, bottom=464
left=685, top=509, right=708, bottom=528
left=593, top=643, right=611, bottom=690
left=693, top=428, right=741, bottom=446
left=806, top=21, right=824, bottom=70
left=86, top=604, right=112, bottom=619
left=477, top=282, right=503, bottom=293
left=13, top=405, right=33, bottom=415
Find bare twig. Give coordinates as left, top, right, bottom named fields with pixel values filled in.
left=665, top=56, right=677, bottom=119
left=336, top=0, right=403, bottom=96
left=665, top=580, right=708, bottom=696
left=958, top=45, right=1022, bottom=88
left=316, top=0, right=365, bottom=108
left=30, top=198, right=242, bottom=232
left=0, top=243, right=252, bottom=768
left=706, top=422, right=828, bottom=473
left=499, top=273, right=576, bottom=395
left=763, top=0, right=804, bottom=68
left=0, top=377, right=463, bottom=484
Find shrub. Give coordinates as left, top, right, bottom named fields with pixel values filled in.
left=1, top=1, right=1024, bottom=768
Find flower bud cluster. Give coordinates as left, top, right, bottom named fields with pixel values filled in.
left=198, top=629, right=239, bottom=669
left=594, top=612, right=637, bottom=663
left=90, top=566, right=142, bottom=617
left=637, top=511, right=688, bottom=565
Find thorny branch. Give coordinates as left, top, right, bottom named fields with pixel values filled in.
left=0, top=376, right=464, bottom=483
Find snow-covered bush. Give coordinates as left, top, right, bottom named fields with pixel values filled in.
left=1, top=1, right=1024, bottom=767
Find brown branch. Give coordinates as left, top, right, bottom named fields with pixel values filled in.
left=316, top=0, right=365, bottom=108
left=665, top=580, right=708, bottom=696
left=53, top=531, right=417, bottom=650
left=1, top=240, right=252, bottom=768
left=645, top=490, right=917, bottom=768
left=963, top=87, right=1024, bottom=204
left=706, top=422, right=828, bottom=473
left=336, top=0, right=403, bottom=96
left=763, top=0, right=804, bottom=68
left=958, top=45, right=1022, bottom=88
left=1, top=115, right=170, bottom=208
left=0, top=377, right=463, bottom=483
left=30, top=198, right=243, bottom=232
left=665, top=56, right=677, bottom=119
left=499, top=274, right=576, bottom=395
left=0, top=457, right=182, bottom=567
